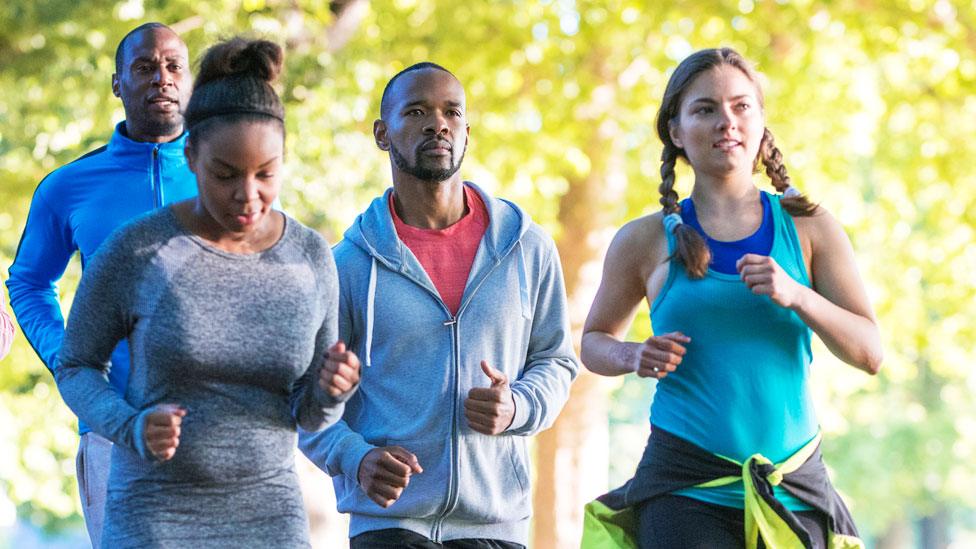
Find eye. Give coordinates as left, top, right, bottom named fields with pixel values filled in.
left=735, top=102, right=752, bottom=111
left=447, top=109, right=463, bottom=117
left=257, top=171, right=276, bottom=180
left=135, top=64, right=153, bottom=73
left=694, top=106, right=713, bottom=115
left=168, top=64, right=183, bottom=72
left=406, top=108, right=424, bottom=117
left=213, top=172, right=235, bottom=181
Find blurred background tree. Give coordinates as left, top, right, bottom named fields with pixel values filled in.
left=1, top=1, right=974, bottom=547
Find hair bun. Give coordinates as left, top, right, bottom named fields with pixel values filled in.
left=195, top=38, right=283, bottom=90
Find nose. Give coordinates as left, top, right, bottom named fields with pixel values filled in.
left=152, top=66, right=174, bottom=87
left=716, top=106, right=736, bottom=131
left=233, top=176, right=261, bottom=205
left=423, top=110, right=449, bottom=135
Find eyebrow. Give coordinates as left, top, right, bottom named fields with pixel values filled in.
left=210, top=156, right=281, bottom=169
left=402, top=99, right=464, bottom=110
left=132, top=54, right=187, bottom=64
left=688, top=94, right=753, bottom=105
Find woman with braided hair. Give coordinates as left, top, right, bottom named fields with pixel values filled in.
left=54, top=37, right=359, bottom=547
left=580, top=48, right=881, bottom=548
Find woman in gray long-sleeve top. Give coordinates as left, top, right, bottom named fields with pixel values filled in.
left=54, top=37, right=360, bottom=548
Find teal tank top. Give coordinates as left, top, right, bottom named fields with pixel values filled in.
left=649, top=192, right=819, bottom=510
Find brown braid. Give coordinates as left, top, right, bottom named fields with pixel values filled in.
left=658, top=143, right=711, bottom=278
left=759, top=128, right=818, bottom=216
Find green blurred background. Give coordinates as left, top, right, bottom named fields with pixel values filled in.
left=2, top=1, right=974, bottom=547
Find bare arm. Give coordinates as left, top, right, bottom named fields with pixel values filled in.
left=738, top=210, right=882, bottom=374
left=581, top=215, right=688, bottom=378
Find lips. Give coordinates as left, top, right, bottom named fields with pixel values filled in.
left=147, top=96, right=179, bottom=110
left=713, top=139, right=742, bottom=151
left=421, top=139, right=452, bottom=153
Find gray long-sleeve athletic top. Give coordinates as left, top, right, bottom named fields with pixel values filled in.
left=55, top=206, right=347, bottom=548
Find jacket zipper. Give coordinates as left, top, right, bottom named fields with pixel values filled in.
left=432, top=314, right=461, bottom=543
left=427, top=256, right=507, bottom=542
left=151, top=147, right=161, bottom=207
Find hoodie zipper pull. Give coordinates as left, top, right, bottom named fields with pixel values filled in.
left=443, top=318, right=457, bottom=327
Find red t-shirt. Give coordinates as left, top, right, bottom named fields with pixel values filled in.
left=390, top=185, right=489, bottom=315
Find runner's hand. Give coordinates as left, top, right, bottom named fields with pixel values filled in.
left=143, top=403, right=186, bottom=461
left=357, top=446, right=423, bottom=508
left=633, top=332, right=689, bottom=379
left=464, top=361, right=516, bottom=435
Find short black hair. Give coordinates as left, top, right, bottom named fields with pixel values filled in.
left=379, top=62, right=455, bottom=119
left=114, top=22, right=173, bottom=75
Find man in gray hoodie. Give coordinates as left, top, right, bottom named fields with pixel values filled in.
left=300, top=63, right=580, bottom=547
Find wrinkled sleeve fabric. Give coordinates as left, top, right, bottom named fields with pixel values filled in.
left=507, top=236, right=580, bottom=436
left=290, top=238, right=354, bottom=432
left=299, top=245, right=375, bottom=484
left=53, top=230, right=152, bottom=460
left=6, top=185, right=75, bottom=371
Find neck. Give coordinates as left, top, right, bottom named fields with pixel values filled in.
left=391, top=175, right=467, bottom=230
left=690, top=170, right=758, bottom=212
left=123, top=122, right=184, bottom=144
left=176, top=201, right=283, bottom=254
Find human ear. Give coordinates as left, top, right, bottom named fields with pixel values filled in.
left=112, top=74, right=121, bottom=98
left=373, top=119, right=390, bottom=151
left=668, top=119, right=683, bottom=149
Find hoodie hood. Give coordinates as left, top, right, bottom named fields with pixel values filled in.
left=342, top=181, right=532, bottom=368
left=344, top=182, right=531, bottom=274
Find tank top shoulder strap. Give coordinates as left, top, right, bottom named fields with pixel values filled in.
left=661, top=212, right=680, bottom=255
left=768, top=193, right=811, bottom=287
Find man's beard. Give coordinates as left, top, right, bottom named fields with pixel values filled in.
left=139, top=112, right=185, bottom=138
left=391, top=142, right=465, bottom=183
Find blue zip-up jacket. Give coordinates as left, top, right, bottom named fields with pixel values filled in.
left=6, top=122, right=196, bottom=434
left=299, top=183, right=580, bottom=545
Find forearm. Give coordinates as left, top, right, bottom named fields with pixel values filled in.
left=291, top=368, right=352, bottom=432
left=580, top=331, right=639, bottom=377
left=298, top=420, right=375, bottom=481
left=792, top=286, right=883, bottom=374
left=507, top=354, right=578, bottom=436
left=6, top=277, right=66, bottom=370
left=54, top=361, right=145, bottom=452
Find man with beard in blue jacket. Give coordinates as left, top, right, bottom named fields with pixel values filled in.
left=300, top=63, right=580, bottom=547
left=6, top=22, right=195, bottom=547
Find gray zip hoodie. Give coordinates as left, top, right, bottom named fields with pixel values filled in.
left=299, top=183, right=579, bottom=544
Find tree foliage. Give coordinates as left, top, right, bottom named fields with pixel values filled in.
left=2, top=0, right=974, bottom=541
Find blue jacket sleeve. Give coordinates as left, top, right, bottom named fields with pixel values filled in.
left=6, top=186, right=75, bottom=371
left=506, top=238, right=581, bottom=436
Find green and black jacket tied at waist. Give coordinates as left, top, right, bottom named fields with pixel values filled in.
left=582, top=427, right=864, bottom=549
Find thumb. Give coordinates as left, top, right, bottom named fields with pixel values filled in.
left=390, top=447, right=423, bottom=474
left=329, top=340, right=346, bottom=355
left=480, top=360, right=507, bottom=387
left=157, top=403, right=187, bottom=417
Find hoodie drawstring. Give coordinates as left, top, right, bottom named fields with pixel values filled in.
left=365, top=257, right=376, bottom=367
left=516, top=241, right=531, bottom=319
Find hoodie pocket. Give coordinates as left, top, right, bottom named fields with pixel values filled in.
left=377, top=435, right=451, bottom=518
left=452, top=434, right=531, bottom=524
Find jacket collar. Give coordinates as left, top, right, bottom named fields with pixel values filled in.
left=344, top=181, right=530, bottom=272
left=106, top=121, right=189, bottom=171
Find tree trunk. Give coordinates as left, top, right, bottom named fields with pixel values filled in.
left=533, top=119, right=623, bottom=547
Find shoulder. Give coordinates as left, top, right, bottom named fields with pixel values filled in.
left=789, top=205, right=850, bottom=252
left=89, top=209, right=173, bottom=271
left=34, top=144, right=111, bottom=196
left=286, top=216, right=333, bottom=259
left=611, top=212, right=667, bottom=258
